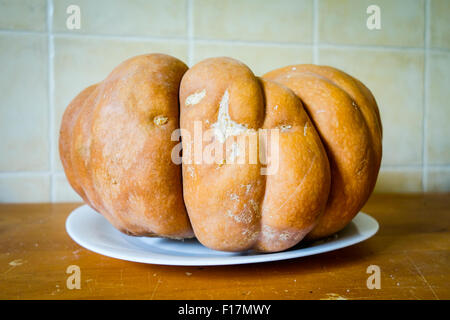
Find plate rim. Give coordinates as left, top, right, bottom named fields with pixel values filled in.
left=66, top=204, right=379, bottom=266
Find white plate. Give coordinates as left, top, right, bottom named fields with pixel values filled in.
left=66, top=204, right=379, bottom=266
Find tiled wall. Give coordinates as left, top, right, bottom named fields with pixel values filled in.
left=0, top=0, right=449, bottom=203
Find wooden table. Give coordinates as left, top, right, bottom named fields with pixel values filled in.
left=0, top=194, right=449, bottom=300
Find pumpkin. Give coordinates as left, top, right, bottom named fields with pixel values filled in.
left=59, top=54, right=382, bottom=252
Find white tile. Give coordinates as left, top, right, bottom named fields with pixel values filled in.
left=193, top=0, right=313, bottom=43
left=430, top=0, right=450, bottom=50
left=0, top=0, right=47, bottom=31
left=0, top=33, right=49, bottom=172
left=427, top=167, right=450, bottom=192
left=0, top=174, right=50, bottom=203
left=427, top=51, right=450, bottom=165
left=53, top=173, right=83, bottom=202
left=374, top=168, right=423, bottom=193
left=52, top=0, right=187, bottom=37
left=319, top=0, right=425, bottom=47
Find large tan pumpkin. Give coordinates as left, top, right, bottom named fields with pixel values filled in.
left=59, top=54, right=382, bottom=252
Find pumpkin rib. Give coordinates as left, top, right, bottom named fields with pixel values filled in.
left=59, top=84, right=97, bottom=205
left=353, top=76, right=383, bottom=137
left=71, top=83, right=107, bottom=214
left=300, top=65, right=383, bottom=168
left=62, top=54, right=194, bottom=239
left=180, top=57, right=267, bottom=251
left=293, top=66, right=383, bottom=193
left=304, top=66, right=383, bottom=200
left=264, top=64, right=382, bottom=166
left=295, top=66, right=383, bottom=223
left=263, top=65, right=381, bottom=239
left=255, top=78, right=330, bottom=252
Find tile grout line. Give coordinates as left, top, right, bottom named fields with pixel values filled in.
left=318, top=42, right=425, bottom=52
left=0, top=172, right=53, bottom=177
left=381, top=165, right=426, bottom=170
left=380, top=165, right=450, bottom=170
left=313, top=0, right=319, bottom=64
left=422, top=0, right=430, bottom=192
left=193, top=38, right=313, bottom=47
left=47, top=0, right=55, bottom=202
left=51, top=31, right=189, bottom=42
left=0, top=29, right=449, bottom=53
left=0, top=29, right=44, bottom=35
left=187, top=0, right=194, bottom=66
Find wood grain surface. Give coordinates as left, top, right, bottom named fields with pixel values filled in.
left=0, top=193, right=449, bottom=300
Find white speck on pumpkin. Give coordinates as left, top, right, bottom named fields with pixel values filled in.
left=249, top=199, right=258, bottom=213
left=154, top=115, right=168, bottom=126
left=228, top=210, right=253, bottom=224
left=211, top=90, right=251, bottom=143
left=185, top=89, right=206, bottom=106
left=187, top=166, right=195, bottom=178
left=226, top=141, right=240, bottom=163
left=241, top=184, right=252, bottom=193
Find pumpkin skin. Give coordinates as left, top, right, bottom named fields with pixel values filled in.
left=59, top=54, right=382, bottom=252
left=263, top=65, right=382, bottom=239
left=59, top=54, right=193, bottom=239
left=179, top=58, right=331, bottom=252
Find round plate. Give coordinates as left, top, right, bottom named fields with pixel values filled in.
left=66, top=205, right=379, bottom=266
